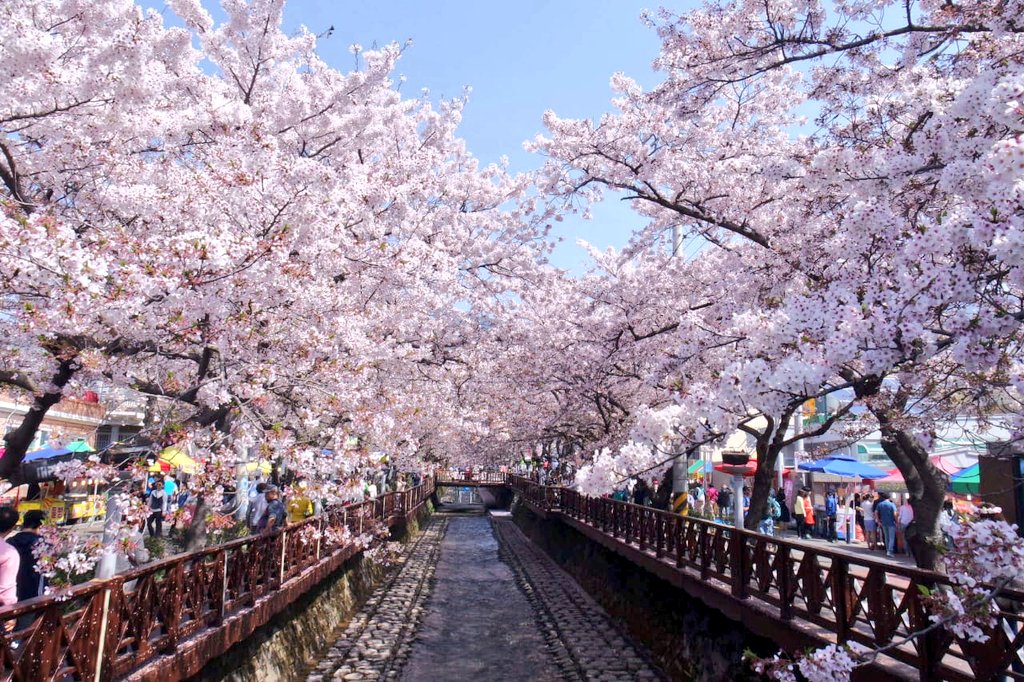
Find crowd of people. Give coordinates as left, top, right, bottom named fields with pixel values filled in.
left=144, top=474, right=189, bottom=538
left=517, top=458, right=576, bottom=487
left=139, top=462, right=427, bottom=541
left=593, top=474, right=971, bottom=563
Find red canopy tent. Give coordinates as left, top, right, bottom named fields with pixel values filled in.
left=880, top=455, right=972, bottom=482
left=714, top=459, right=795, bottom=477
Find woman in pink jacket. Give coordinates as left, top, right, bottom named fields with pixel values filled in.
left=0, top=507, right=22, bottom=611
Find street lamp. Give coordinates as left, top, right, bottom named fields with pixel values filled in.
left=719, top=450, right=750, bottom=529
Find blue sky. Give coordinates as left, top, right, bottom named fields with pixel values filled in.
left=204, top=1, right=696, bottom=270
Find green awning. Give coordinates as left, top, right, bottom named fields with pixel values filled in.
left=65, top=439, right=94, bottom=453
left=687, top=460, right=706, bottom=475
left=951, top=463, right=979, bottom=495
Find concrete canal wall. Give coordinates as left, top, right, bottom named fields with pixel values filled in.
left=190, top=505, right=432, bottom=682
left=512, top=502, right=775, bottom=682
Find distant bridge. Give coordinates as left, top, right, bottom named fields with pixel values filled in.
left=434, top=471, right=510, bottom=488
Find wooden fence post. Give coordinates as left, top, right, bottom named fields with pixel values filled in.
left=833, top=557, right=850, bottom=643
left=279, top=529, right=288, bottom=584
left=93, top=587, right=113, bottom=682
left=699, top=523, right=710, bottom=577
left=654, top=513, right=664, bottom=558
left=777, top=545, right=793, bottom=620
left=731, top=530, right=748, bottom=599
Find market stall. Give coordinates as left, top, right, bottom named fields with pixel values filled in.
left=798, top=456, right=889, bottom=542
left=17, top=441, right=104, bottom=523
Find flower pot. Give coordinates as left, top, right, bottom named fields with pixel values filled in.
left=721, top=452, right=750, bottom=466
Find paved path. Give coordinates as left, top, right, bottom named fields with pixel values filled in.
left=492, top=517, right=663, bottom=681
left=309, top=514, right=663, bottom=681
left=308, top=518, right=448, bottom=682
left=399, top=515, right=562, bottom=681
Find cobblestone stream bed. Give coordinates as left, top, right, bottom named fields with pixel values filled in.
left=309, top=513, right=664, bottom=682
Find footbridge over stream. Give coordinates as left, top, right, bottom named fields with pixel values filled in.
left=0, top=474, right=1019, bottom=681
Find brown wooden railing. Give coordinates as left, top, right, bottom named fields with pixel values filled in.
left=510, top=476, right=1024, bottom=682
left=0, top=479, right=434, bottom=682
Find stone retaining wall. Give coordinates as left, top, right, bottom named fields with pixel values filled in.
left=191, top=504, right=432, bottom=682
left=512, top=502, right=774, bottom=682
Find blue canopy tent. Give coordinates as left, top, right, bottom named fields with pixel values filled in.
left=23, top=446, right=73, bottom=462
left=798, top=456, right=889, bottom=541
left=798, top=455, right=891, bottom=480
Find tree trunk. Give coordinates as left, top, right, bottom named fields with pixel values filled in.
left=653, top=465, right=673, bottom=511
left=182, top=410, right=234, bottom=552
left=745, top=443, right=781, bottom=530
left=184, top=496, right=210, bottom=552
left=745, top=412, right=794, bottom=532
left=874, top=410, right=948, bottom=570
left=0, top=356, right=78, bottom=481
left=850, top=375, right=948, bottom=570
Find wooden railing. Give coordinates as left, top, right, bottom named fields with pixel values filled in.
left=0, top=479, right=434, bottom=682
left=435, top=470, right=509, bottom=485
left=510, top=476, right=1024, bottom=682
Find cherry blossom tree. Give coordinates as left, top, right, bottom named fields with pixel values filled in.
left=529, top=0, right=1024, bottom=567
left=0, top=0, right=567, bottom=574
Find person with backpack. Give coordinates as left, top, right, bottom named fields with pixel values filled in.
left=7, top=510, right=45, bottom=602
left=768, top=492, right=781, bottom=523
left=691, top=482, right=705, bottom=514
left=874, top=492, right=899, bottom=557
left=147, top=477, right=168, bottom=538
left=775, top=488, right=791, bottom=524
left=631, top=477, right=651, bottom=506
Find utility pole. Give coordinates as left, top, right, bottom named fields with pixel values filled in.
left=670, top=223, right=686, bottom=495
left=794, top=409, right=805, bottom=483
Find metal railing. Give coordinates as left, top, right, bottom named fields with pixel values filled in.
left=511, top=476, right=1024, bottom=682
left=0, top=479, right=434, bottom=681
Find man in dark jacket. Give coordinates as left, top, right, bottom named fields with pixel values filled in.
left=7, top=510, right=45, bottom=601
left=632, top=477, right=651, bottom=506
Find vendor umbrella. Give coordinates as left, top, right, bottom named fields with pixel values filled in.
left=65, top=440, right=94, bottom=453
left=23, top=446, right=72, bottom=462
left=240, top=460, right=273, bottom=475
left=21, top=447, right=92, bottom=483
left=160, top=446, right=199, bottom=474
